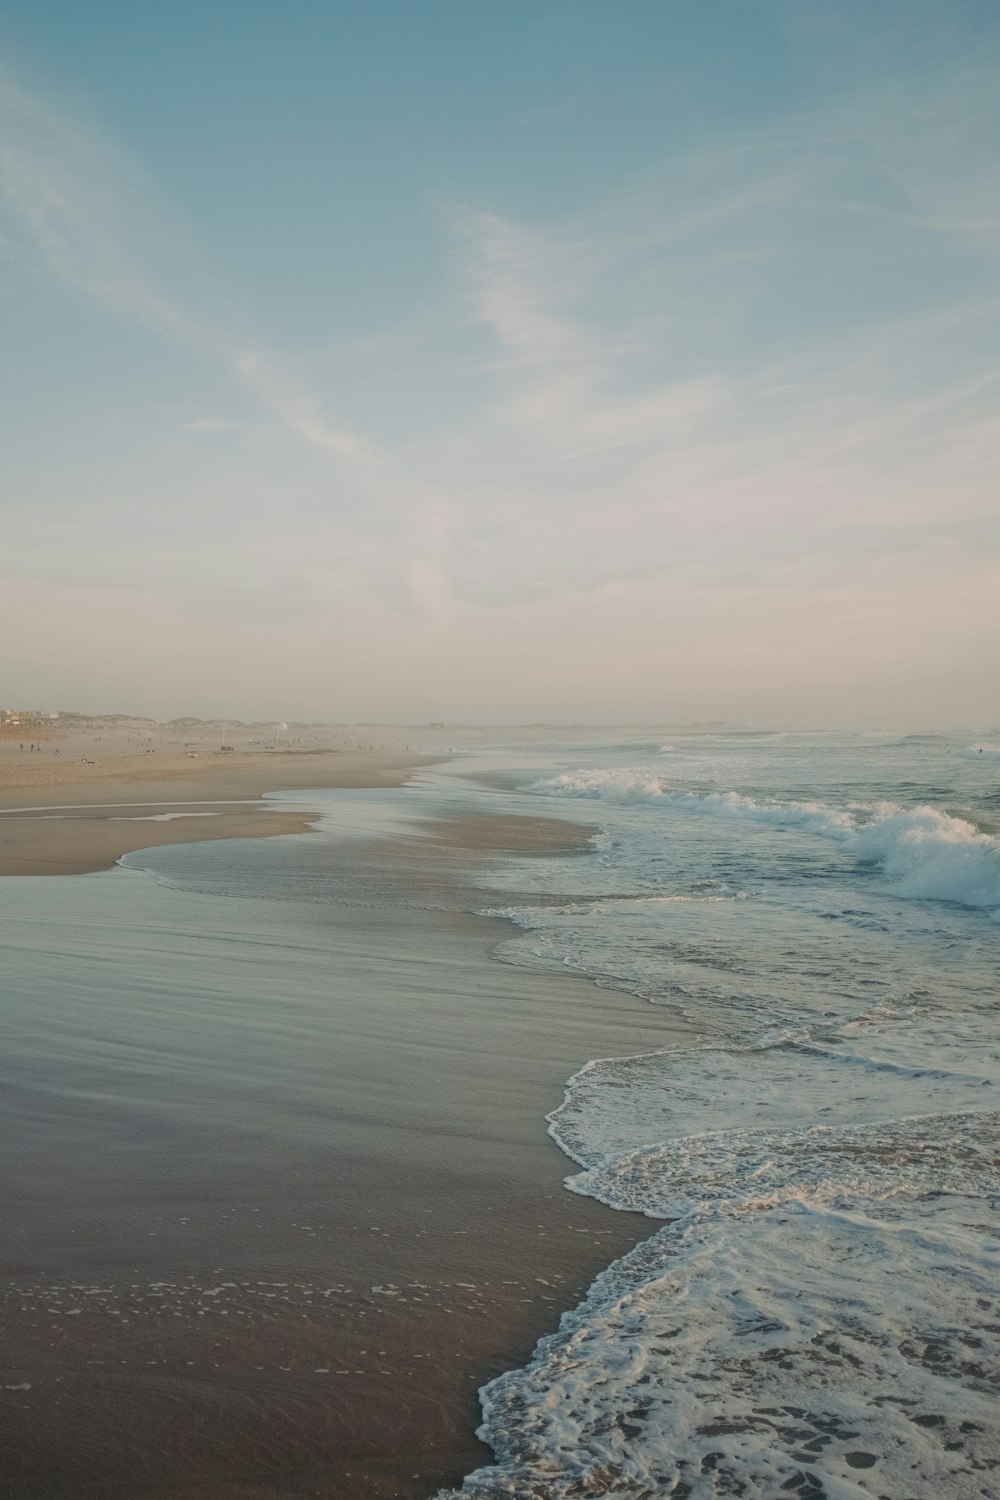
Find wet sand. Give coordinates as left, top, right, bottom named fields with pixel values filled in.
left=0, top=786, right=688, bottom=1499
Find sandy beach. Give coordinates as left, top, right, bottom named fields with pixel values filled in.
left=0, top=723, right=688, bottom=1499
left=0, top=719, right=428, bottom=876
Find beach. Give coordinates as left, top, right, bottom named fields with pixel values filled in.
left=4, top=722, right=998, bottom=1500
left=0, top=719, right=428, bottom=877
left=0, top=724, right=688, bottom=1498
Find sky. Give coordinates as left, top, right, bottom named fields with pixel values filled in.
left=1, top=0, right=998, bottom=727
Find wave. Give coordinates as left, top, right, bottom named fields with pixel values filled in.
left=538, top=771, right=855, bottom=833
left=533, top=772, right=1000, bottom=912
left=440, top=1109, right=1000, bottom=1500
left=446, top=900, right=1000, bottom=1500
left=435, top=741, right=1000, bottom=1499
left=846, top=805, right=1000, bottom=907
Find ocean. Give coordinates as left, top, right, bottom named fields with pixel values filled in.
left=411, top=728, right=1000, bottom=1499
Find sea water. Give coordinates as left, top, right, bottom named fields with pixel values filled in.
left=425, top=729, right=1000, bottom=1499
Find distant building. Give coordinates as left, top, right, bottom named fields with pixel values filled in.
left=1, top=708, right=61, bottom=729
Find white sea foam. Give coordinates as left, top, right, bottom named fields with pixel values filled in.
left=537, top=769, right=852, bottom=832
left=437, top=735, right=1000, bottom=1499
left=443, top=1158, right=1000, bottom=1498
left=548, top=1026, right=999, bottom=1189
left=845, top=806, right=1000, bottom=909
left=440, top=1094, right=1000, bottom=1499
left=534, top=771, right=1000, bottom=911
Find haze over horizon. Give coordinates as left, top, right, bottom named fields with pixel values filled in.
left=2, top=2, right=998, bottom=729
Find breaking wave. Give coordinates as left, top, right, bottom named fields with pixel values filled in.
left=534, top=772, right=1000, bottom=912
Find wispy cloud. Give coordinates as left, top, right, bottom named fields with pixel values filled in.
left=423, top=70, right=1000, bottom=608
left=232, top=350, right=383, bottom=467
left=2, top=25, right=999, bottom=719
left=0, top=59, right=380, bottom=474
left=452, top=206, right=731, bottom=460
left=0, top=64, right=202, bottom=341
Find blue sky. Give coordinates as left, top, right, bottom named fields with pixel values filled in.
left=1, top=1, right=998, bottom=724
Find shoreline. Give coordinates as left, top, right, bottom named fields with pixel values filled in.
left=0, top=748, right=432, bottom=876
left=0, top=755, right=690, bottom=1499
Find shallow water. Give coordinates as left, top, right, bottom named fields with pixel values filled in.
left=414, top=729, right=1000, bottom=1499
